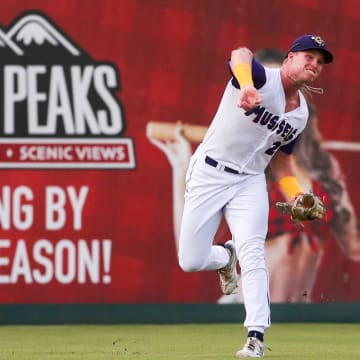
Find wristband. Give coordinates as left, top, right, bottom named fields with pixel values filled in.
left=233, top=63, right=254, bottom=87
left=279, top=176, right=303, bottom=199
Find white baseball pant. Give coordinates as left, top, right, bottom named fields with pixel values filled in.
left=178, top=152, right=271, bottom=329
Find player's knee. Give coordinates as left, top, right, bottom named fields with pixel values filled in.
left=178, top=254, right=204, bottom=272
left=238, top=241, right=266, bottom=272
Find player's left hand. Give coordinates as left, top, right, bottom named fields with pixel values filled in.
left=238, top=85, right=262, bottom=111
left=276, top=192, right=326, bottom=226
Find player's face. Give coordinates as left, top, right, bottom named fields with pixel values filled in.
left=288, top=50, right=324, bottom=83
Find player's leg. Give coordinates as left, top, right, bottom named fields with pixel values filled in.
left=178, top=157, right=232, bottom=272
left=224, top=174, right=269, bottom=357
left=178, top=196, right=226, bottom=271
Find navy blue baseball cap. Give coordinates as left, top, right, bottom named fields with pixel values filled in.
left=287, top=35, right=333, bottom=64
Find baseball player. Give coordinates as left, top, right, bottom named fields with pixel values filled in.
left=178, top=34, right=333, bottom=358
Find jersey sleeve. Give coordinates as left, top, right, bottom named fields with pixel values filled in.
left=279, top=137, right=299, bottom=154
left=229, top=58, right=266, bottom=89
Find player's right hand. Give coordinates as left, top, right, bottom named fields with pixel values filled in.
left=238, top=85, right=261, bottom=111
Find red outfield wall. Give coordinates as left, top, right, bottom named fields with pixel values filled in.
left=0, top=0, right=359, bottom=303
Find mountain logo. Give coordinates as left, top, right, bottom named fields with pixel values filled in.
left=0, top=11, right=135, bottom=169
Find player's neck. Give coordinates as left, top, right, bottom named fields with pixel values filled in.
left=280, top=67, right=301, bottom=111
left=280, top=67, right=300, bottom=92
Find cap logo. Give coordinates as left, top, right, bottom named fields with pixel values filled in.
left=312, top=36, right=325, bottom=47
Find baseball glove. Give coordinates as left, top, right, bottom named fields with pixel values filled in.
left=276, top=192, right=326, bottom=225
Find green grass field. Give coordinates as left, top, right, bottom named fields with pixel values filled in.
left=0, top=323, right=359, bottom=359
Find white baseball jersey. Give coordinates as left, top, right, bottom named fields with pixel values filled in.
left=197, top=67, right=309, bottom=174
